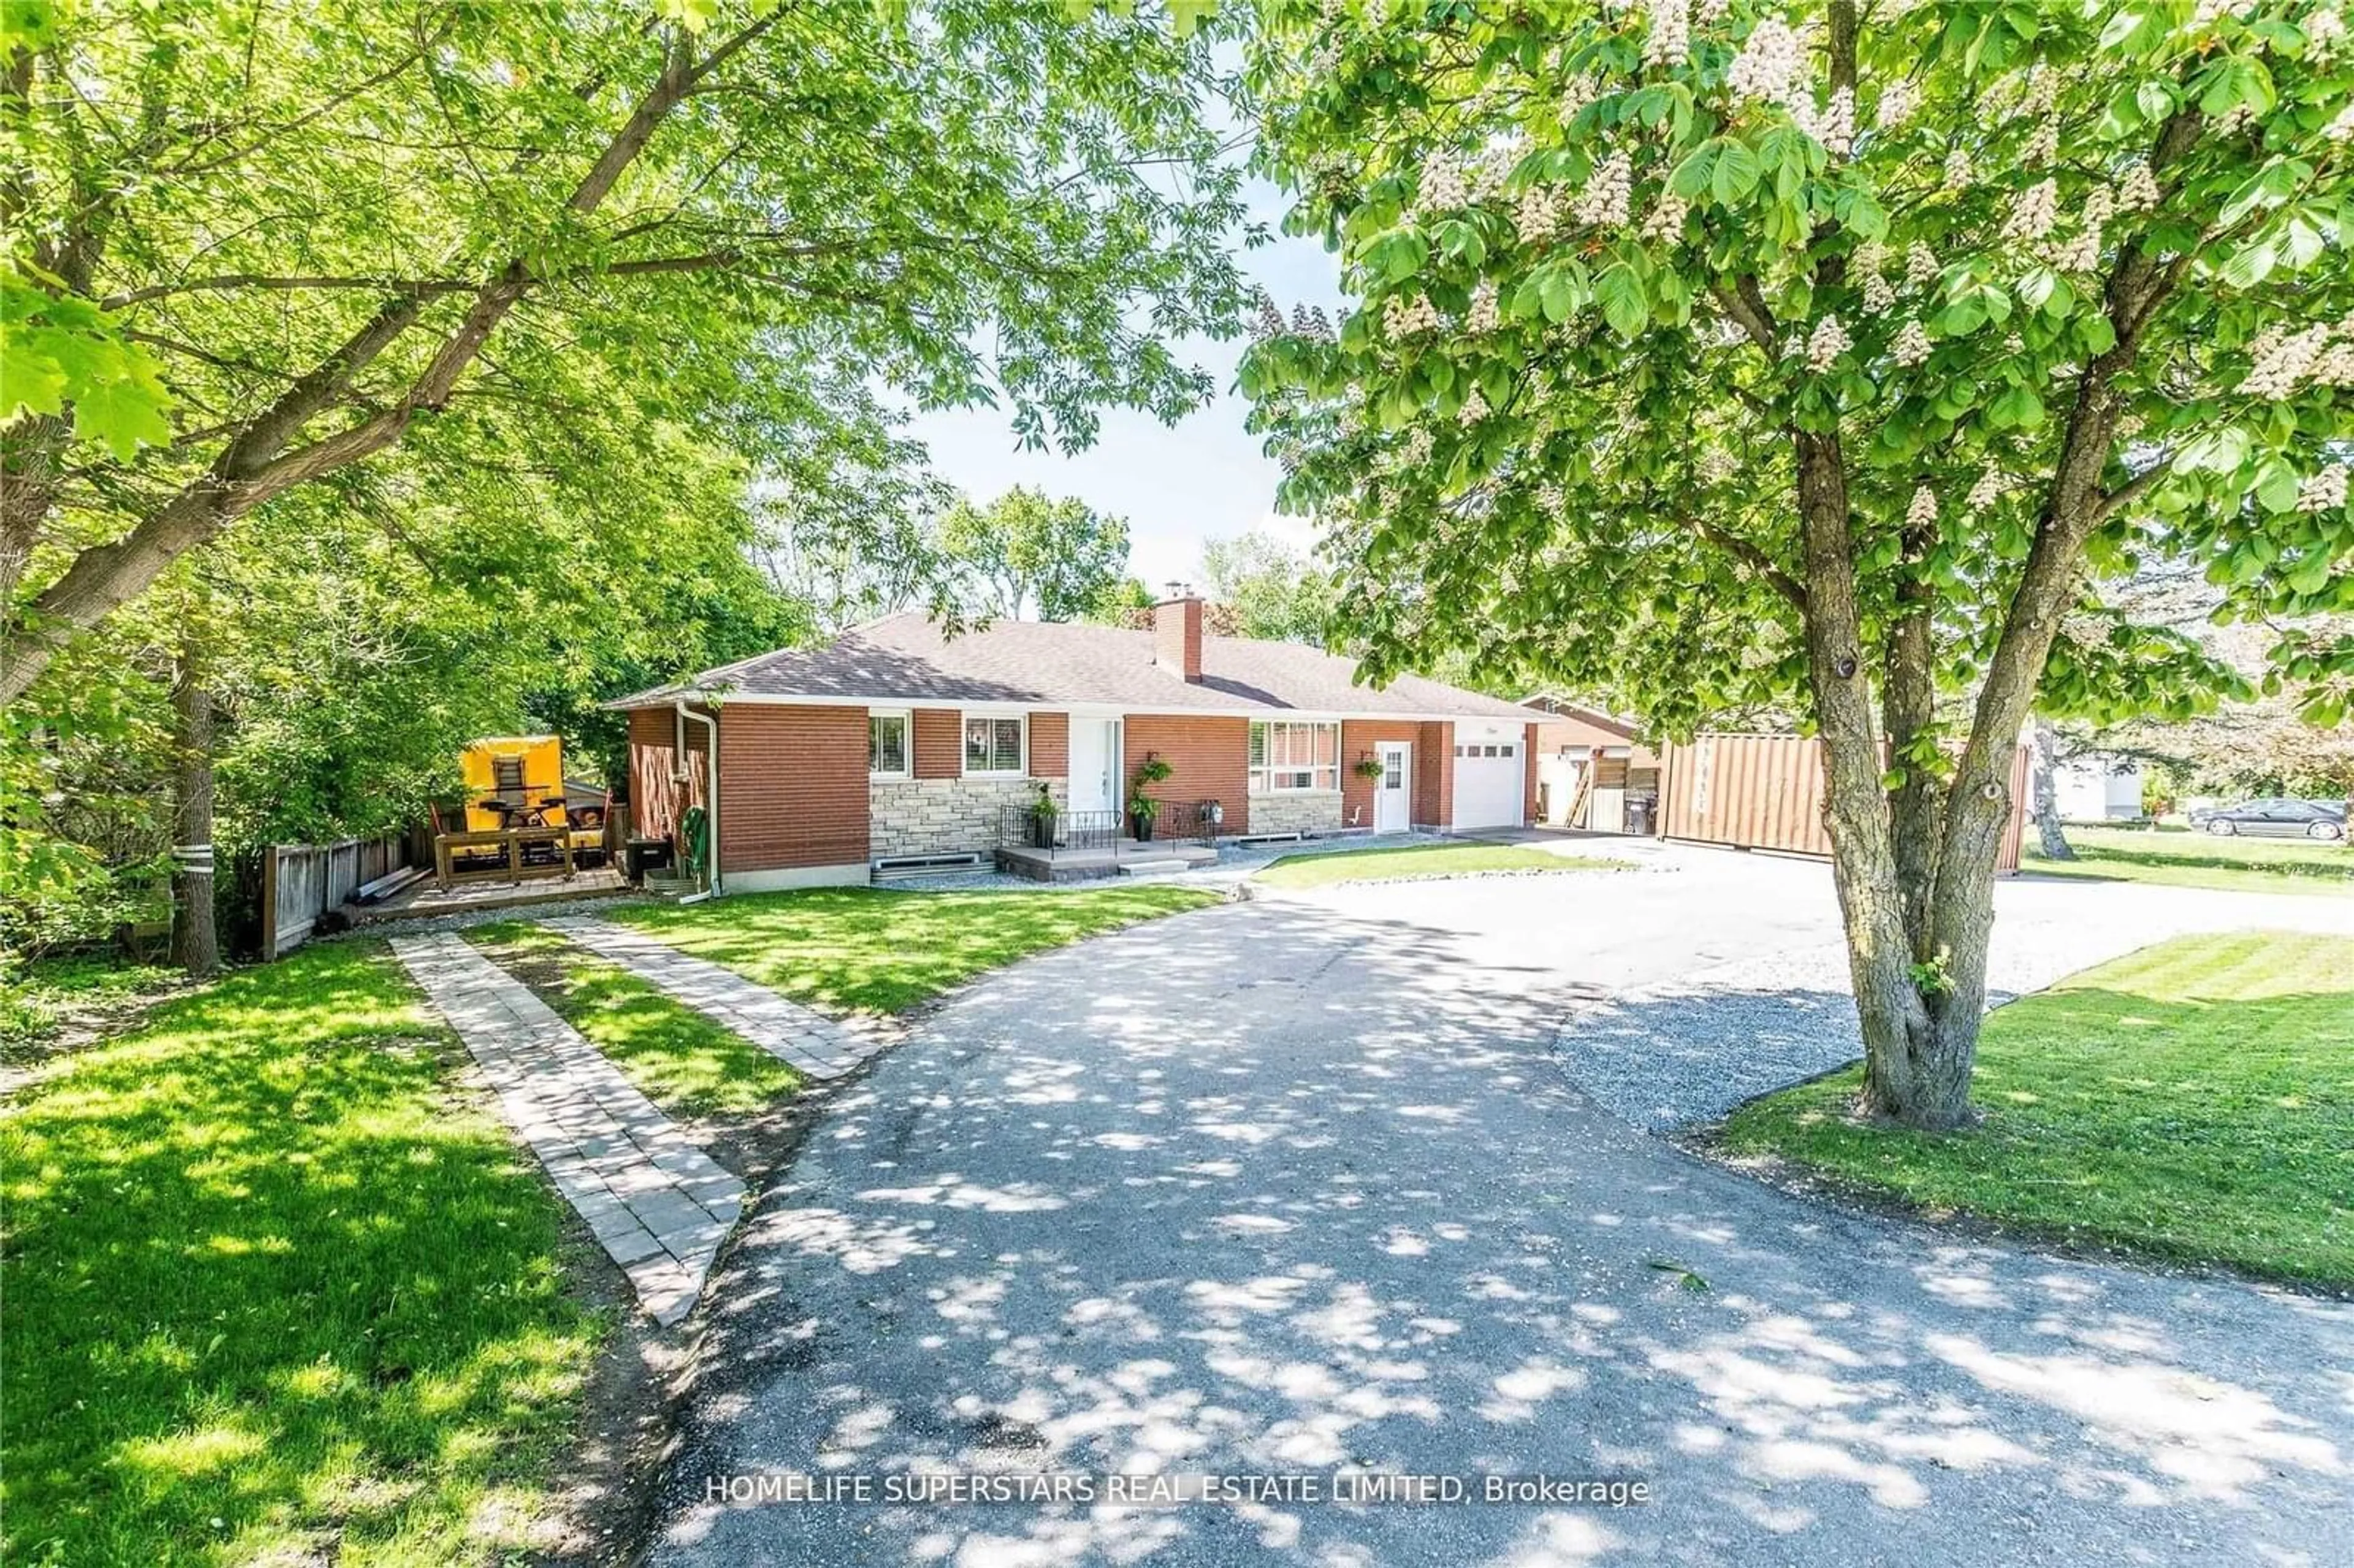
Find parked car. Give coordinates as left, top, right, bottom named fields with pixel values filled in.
left=2190, top=797, right=2347, bottom=839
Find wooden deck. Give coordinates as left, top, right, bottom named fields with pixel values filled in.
left=354, top=866, right=631, bottom=923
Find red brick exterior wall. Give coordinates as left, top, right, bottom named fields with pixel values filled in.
left=1125, top=714, right=1249, bottom=834
left=1415, top=721, right=1455, bottom=827
left=1339, top=719, right=1419, bottom=831
left=717, top=705, right=869, bottom=872
left=912, top=708, right=961, bottom=778
left=1153, top=599, right=1203, bottom=682
left=1027, top=711, right=1069, bottom=778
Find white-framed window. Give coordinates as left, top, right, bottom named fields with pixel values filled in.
left=962, top=714, right=1026, bottom=776
left=1249, top=720, right=1339, bottom=793
left=869, top=710, right=910, bottom=778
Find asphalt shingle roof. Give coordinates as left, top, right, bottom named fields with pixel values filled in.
left=611, top=612, right=1534, bottom=721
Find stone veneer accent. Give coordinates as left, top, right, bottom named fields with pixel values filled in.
left=870, top=776, right=1066, bottom=861
left=1245, top=790, right=1344, bottom=837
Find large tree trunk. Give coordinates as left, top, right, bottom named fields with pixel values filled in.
left=1764, top=55, right=2194, bottom=1135
left=168, top=630, right=219, bottom=978
left=1788, top=429, right=1975, bottom=1130
left=2030, top=721, right=2075, bottom=859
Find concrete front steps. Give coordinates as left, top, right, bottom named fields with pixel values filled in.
left=992, top=837, right=1219, bottom=882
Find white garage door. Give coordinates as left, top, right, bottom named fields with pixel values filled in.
left=1452, top=726, right=1525, bottom=830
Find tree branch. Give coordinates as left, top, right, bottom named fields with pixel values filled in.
left=3, top=20, right=726, bottom=706
left=1694, top=517, right=1807, bottom=611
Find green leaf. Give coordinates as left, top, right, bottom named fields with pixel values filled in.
left=1436, top=220, right=1485, bottom=268
left=1710, top=141, right=1761, bottom=205
left=1935, top=299, right=1987, bottom=337
left=1668, top=143, right=1717, bottom=200
left=2219, top=239, right=2277, bottom=291
left=1988, top=384, right=2045, bottom=430
left=1368, top=230, right=1430, bottom=283
left=1538, top=262, right=1585, bottom=323
left=2282, top=216, right=2326, bottom=269
left=2198, top=56, right=2272, bottom=118
left=1596, top=263, right=1647, bottom=340
left=2177, top=427, right=2253, bottom=474
left=2253, top=457, right=2301, bottom=514
left=69, top=375, right=175, bottom=462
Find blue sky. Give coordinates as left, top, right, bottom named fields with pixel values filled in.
left=902, top=178, right=1347, bottom=595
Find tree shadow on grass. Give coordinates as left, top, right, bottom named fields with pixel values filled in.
left=1, top=942, right=602, bottom=1566
left=608, top=886, right=1219, bottom=1017
left=1713, top=947, right=2354, bottom=1288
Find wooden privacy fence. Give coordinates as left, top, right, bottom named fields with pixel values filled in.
left=261, top=831, right=417, bottom=957
left=1657, top=733, right=2030, bottom=875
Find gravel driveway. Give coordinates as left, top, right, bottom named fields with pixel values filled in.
left=647, top=848, right=2354, bottom=1567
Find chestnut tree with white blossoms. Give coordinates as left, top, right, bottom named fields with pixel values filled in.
left=1243, top=0, right=2354, bottom=1129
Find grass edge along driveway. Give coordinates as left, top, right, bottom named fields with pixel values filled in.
left=1253, top=842, right=1629, bottom=889
left=605, top=883, right=1221, bottom=1014
left=1720, top=931, right=2354, bottom=1289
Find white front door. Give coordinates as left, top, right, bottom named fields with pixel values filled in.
left=1068, top=718, right=1121, bottom=818
left=1374, top=742, right=1412, bottom=832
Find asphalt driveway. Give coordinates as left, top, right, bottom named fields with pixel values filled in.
left=650, top=848, right=2354, bottom=1567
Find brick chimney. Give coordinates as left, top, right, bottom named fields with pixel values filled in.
left=1154, top=594, right=1203, bottom=683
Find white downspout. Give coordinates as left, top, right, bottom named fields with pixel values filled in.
left=674, top=698, right=720, bottom=898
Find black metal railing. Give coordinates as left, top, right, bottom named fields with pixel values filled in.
left=997, top=805, right=1121, bottom=854
left=995, top=799, right=1227, bottom=854
left=1154, top=798, right=1222, bottom=847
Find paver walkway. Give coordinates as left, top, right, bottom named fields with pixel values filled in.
left=392, top=933, right=744, bottom=1326
left=540, top=915, right=886, bottom=1079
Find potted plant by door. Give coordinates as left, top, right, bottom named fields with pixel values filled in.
left=1028, top=783, right=1061, bottom=848
left=1129, top=753, right=1173, bottom=842
left=1353, top=753, right=1387, bottom=782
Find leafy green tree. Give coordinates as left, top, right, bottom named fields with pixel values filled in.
left=1084, top=574, right=1160, bottom=625
left=1200, top=527, right=1338, bottom=644
left=1246, top=0, right=2354, bottom=1127
left=939, top=486, right=1136, bottom=620
left=1, top=0, right=1249, bottom=706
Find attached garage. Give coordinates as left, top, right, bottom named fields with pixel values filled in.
left=1450, top=718, right=1527, bottom=830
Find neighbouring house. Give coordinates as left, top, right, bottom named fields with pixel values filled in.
left=1520, top=697, right=1663, bottom=834
left=609, top=597, right=1541, bottom=890
left=2039, top=752, right=2146, bottom=821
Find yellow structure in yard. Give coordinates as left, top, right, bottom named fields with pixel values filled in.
left=458, top=736, right=607, bottom=855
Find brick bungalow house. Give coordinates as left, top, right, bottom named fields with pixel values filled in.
left=611, top=596, right=1541, bottom=891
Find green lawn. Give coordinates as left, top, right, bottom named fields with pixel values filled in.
left=468, top=922, right=802, bottom=1119
left=1721, top=932, right=2354, bottom=1287
left=1252, top=842, right=1628, bottom=889
left=1, top=942, right=601, bottom=1567
left=2027, top=824, right=2354, bottom=897
left=605, top=885, right=1220, bottom=1014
